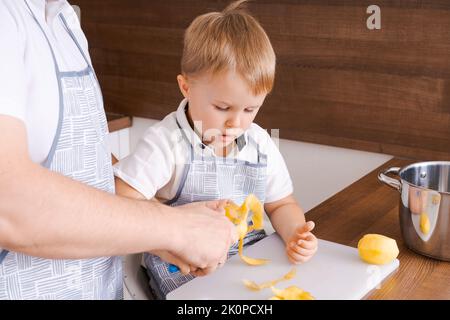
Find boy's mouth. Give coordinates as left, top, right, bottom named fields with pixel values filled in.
left=204, top=134, right=235, bottom=144
left=202, top=134, right=234, bottom=144
left=220, top=134, right=235, bottom=142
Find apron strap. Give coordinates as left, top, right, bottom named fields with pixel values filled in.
left=58, top=14, right=92, bottom=70
left=175, top=119, right=195, bottom=161
left=24, top=0, right=61, bottom=73
left=24, top=0, right=65, bottom=169
left=165, top=120, right=194, bottom=206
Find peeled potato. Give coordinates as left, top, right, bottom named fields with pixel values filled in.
left=420, top=212, right=430, bottom=235
left=358, top=234, right=399, bottom=265
left=225, top=194, right=268, bottom=265
left=270, top=286, right=315, bottom=300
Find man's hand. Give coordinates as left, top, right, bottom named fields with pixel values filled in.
left=169, top=200, right=237, bottom=276
left=151, top=250, right=193, bottom=275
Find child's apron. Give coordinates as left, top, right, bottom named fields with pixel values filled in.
left=145, top=121, right=267, bottom=299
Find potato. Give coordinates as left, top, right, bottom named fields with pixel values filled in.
left=358, top=234, right=399, bottom=265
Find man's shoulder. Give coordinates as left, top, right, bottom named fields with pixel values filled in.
left=0, top=1, right=21, bottom=29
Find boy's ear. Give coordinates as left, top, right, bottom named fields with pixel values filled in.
left=177, top=74, right=190, bottom=99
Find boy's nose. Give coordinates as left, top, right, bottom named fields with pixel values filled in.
left=226, top=116, right=240, bottom=128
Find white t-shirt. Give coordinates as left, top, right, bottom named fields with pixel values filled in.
left=0, top=0, right=91, bottom=164
left=114, top=99, right=294, bottom=204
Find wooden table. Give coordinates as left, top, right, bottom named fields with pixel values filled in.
left=307, top=158, right=450, bottom=299
left=106, top=113, right=132, bottom=133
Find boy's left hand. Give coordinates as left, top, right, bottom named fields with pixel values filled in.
left=286, top=221, right=318, bottom=264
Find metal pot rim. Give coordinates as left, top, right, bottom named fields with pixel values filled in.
left=399, top=161, right=450, bottom=195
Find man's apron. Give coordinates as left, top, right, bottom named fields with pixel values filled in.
left=0, top=1, right=122, bottom=299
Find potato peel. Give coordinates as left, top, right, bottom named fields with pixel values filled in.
left=226, top=196, right=316, bottom=299
left=238, top=237, right=269, bottom=266
left=270, top=285, right=315, bottom=300
left=225, top=194, right=268, bottom=265
left=243, top=268, right=297, bottom=291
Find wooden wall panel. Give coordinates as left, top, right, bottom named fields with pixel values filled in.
left=73, top=0, right=450, bottom=160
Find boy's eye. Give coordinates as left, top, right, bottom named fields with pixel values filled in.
left=214, top=105, right=229, bottom=111
left=244, top=108, right=255, bottom=113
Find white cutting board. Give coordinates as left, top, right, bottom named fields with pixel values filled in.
left=167, top=234, right=399, bottom=300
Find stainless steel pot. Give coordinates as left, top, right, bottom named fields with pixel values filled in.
left=378, top=161, right=450, bottom=261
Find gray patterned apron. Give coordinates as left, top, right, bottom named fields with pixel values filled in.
left=145, top=120, right=267, bottom=299
left=0, top=1, right=122, bottom=299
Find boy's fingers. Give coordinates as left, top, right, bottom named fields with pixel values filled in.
left=305, top=221, right=315, bottom=232
left=289, top=242, right=316, bottom=256
left=295, top=231, right=313, bottom=240
left=296, top=221, right=315, bottom=235
left=304, top=233, right=318, bottom=243
left=287, top=253, right=299, bottom=265
left=297, top=239, right=317, bottom=250
left=286, top=248, right=308, bottom=264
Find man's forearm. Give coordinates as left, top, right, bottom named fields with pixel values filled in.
left=0, top=161, right=177, bottom=259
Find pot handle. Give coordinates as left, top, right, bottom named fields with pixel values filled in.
left=378, top=167, right=402, bottom=192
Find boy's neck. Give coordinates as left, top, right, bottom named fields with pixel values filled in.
left=215, top=143, right=237, bottom=158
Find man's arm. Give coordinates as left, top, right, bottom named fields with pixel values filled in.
left=0, top=115, right=236, bottom=269
left=115, top=176, right=147, bottom=200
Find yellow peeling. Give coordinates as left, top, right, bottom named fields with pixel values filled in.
left=245, top=194, right=264, bottom=230
left=238, top=237, right=269, bottom=266
left=270, top=286, right=315, bottom=300
left=225, top=194, right=268, bottom=265
left=243, top=268, right=297, bottom=291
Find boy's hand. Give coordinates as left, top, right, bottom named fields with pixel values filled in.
left=286, top=221, right=318, bottom=264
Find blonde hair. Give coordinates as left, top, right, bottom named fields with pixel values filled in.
left=181, top=0, right=276, bottom=95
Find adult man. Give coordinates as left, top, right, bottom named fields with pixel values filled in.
left=0, top=0, right=236, bottom=299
